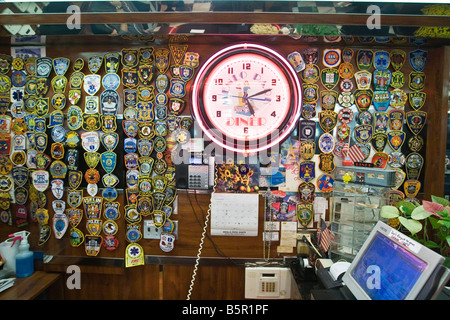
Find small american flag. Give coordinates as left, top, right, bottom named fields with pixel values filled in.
left=318, top=219, right=332, bottom=253
left=348, top=144, right=365, bottom=163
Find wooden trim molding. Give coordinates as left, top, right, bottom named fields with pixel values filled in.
left=0, top=12, right=449, bottom=27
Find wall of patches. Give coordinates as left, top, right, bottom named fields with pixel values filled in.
left=0, top=33, right=448, bottom=299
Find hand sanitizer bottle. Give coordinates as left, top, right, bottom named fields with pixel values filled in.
left=14, top=231, right=34, bottom=278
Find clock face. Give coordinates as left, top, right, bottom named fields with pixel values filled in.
left=191, top=43, right=301, bottom=153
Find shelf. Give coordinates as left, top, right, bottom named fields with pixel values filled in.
left=0, top=1, right=449, bottom=39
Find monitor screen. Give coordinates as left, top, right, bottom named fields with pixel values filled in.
left=343, top=221, right=449, bottom=300
left=350, top=231, right=428, bottom=300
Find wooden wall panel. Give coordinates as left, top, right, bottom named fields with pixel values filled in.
left=60, top=264, right=160, bottom=300
left=163, top=264, right=246, bottom=300
left=423, top=46, right=450, bottom=199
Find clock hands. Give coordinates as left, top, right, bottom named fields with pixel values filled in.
left=243, top=89, right=272, bottom=116
left=245, top=98, right=256, bottom=117
left=219, top=89, right=272, bottom=117
left=248, top=88, right=272, bottom=98
left=220, top=95, right=270, bottom=102
left=219, top=88, right=272, bottom=102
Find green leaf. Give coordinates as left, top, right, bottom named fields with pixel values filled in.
left=399, top=216, right=423, bottom=235
left=438, top=219, right=450, bottom=229
left=411, top=205, right=432, bottom=220
left=428, top=216, right=442, bottom=229
left=396, top=201, right=417, bottom=216
left=423, top=240, right=440, bottom=249
left=431, top=195, right=450, bottom=207
left=380, top=205, right=399, bottom=219
left=446, top=235, right=450, bottom=247
left=436, top=209, right=449, bottom=217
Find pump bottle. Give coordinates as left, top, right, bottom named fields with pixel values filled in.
left=12, top=231, right=34, bottom=278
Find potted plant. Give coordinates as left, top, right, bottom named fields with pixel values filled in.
left=380, top=195, right=450, bottom=268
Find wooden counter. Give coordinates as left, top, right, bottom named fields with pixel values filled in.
left=0, top=271, right=63, bottom=300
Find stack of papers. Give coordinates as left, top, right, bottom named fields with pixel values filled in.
left=0, top=278, right=15, bottom=293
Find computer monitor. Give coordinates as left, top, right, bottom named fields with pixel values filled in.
left=342, top=221, right=450, bottom=300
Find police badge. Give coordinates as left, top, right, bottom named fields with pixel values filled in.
left=387, top=130, right=406, bottom=152
left=320, top=68, right=339, bottom=90
left=373, top=90, right=390, bottom=111
left=409, top=72, right=425, bottom=91
left=299, top=160, right=315, bottom=183
left=319, top=153, right=335, bottom=173
left=31, top=170, right=49, bottom=192
left=373, top=69, right=392, bottom=90
left=169, top=78, right=186, bottom=98
left=168, top=98, right=185, bottom=115
left=104, top=201, right=120, bottom=220
left=155, top=48, right=170, bottom=74
left=388, top=109, right=404, bottom=131
left=374, top=111, right=388, bottom=133
left=100, top=89, right=119, bottom=115
left=354, top=124, right=373, bottom=144
left=179, top=65, right=194, bottom=82
left=53, top=213, right=69, bottom=239
left=67, top=189, right=83, bottom=208
left=66, top=105, right=83, bottom=130
left=405, top=152, right=424, bottom=180
left=371, top=132, right=388, bottom=152
left=184, top=52, right=200, bottom=68
left=356, top=50, right=373, bottom=70
left=318, top=110, right=338, bottom=133
left=121, top=69, right=139, bottom=89
left=101, top=132, right=119, bottom=151
left=35, top=57, right=52, bottom=78
left=104, top=52, right=120, bottom=74
left=406, top=110, right=427, bottom=135
left=318, top=132, right=335, bottom=153
left=390, top=49, right=406, bottom=71
left=121, top=49, right=138, bottom=69
left=409, top=49, right=427, bottom=72
left=372, top=152, right=389, bottom=168
left=296, top=203, right=313, bottom=228
left=322, top=49, right=341, bottom=68
left=102, top=73, right=120, bottom=91
left=353, top=89, right=373, bottom=111
left=409, top=92, right=426, bottom=111
left=83, top=74, right=101, bottom=96
left=138, top=64, right=154, bottom=86
left=139, top=47, right=155, bottom=64
left=373, top=51, right=390, bottom=70
left=101, top=151, right=117, bottom=174
left=101, top=115, right=117, bottom=133
left=390, top=89, right=407, bottom=109
left=389, top=69, right=404, bottom=89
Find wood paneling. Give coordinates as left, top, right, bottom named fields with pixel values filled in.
left=163, top=264, right=246, bottom=300
left=1, top=11, right=449, bottom=27
left=423, top=46, right=450, bottom=199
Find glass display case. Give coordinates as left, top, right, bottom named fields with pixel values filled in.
left=330, top=181, right=389, bottom=261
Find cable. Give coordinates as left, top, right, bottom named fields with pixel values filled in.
left=186, top=164, right=217, bottom=300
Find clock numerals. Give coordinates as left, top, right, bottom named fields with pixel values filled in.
left=243, top=63, right=251, bottom=70
left=271, top=111, right=276, bottom=117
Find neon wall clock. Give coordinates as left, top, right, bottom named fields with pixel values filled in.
left=191, top=43, right=302, bottom=153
